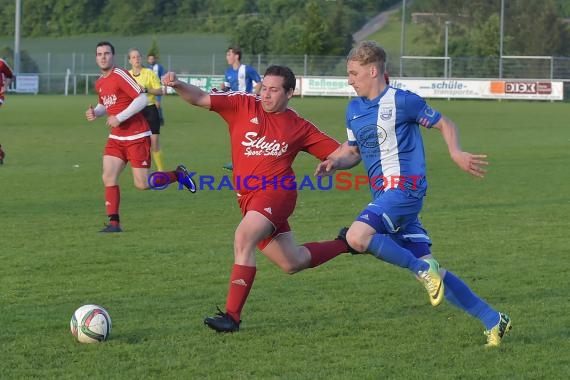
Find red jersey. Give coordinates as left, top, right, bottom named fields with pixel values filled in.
left=96, top=67, right=150, bottom=140
left=210, top=92, right=340, bottom=194
left=0, top=59, right=14, bottom=91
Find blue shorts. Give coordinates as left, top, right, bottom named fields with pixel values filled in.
left=355, top=189, right=431, bottom=245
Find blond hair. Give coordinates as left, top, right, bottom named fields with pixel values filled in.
left=346, top=40, right=387, bottom=74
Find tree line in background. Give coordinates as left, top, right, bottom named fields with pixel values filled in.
left=0, top=0, right=569, bottom=58
left=0, top=0, right=397, bottom=56
left=412, top=0, right=570, bottom=56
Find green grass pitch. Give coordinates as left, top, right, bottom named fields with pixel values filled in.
left=0, top=95, right=568, bottom=378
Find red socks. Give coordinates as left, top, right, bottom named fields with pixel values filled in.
left=223, top=240, right=347, bottom=321
left=303, top=239, right=348, bottom=268
left=105, top=185, right=120, bottom=223
left=166, top=171, right=177, bottom=183
left=225, top=264, right=256, bottom=322
left=150, top=171, right=177, bottom=187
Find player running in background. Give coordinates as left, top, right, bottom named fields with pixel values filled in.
left=221, top=45, right=262, bottom=171
left=163, top=65, right=352, bottom=333
left=147, top=53, right=166, bottom=126
left=86, top=41, right=191, bottom=233
left=0, top=144, right=5, bottom=165
left=128, top=48, right=166, bottom=171
left=0, top=58, right=14, bottom=108
left=316, top=40, right=511, bottom=347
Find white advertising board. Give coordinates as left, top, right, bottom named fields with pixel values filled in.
left=299, top=77, right=563, bottom=100
left=15, top=75, right=40, bottom=94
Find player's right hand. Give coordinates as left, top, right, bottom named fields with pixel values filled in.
left=85, top=104, right=96, bottom=121
left=162, top=72, right=177, bottom=87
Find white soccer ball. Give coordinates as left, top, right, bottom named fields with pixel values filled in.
left=70, top=304, right=112, bottom=343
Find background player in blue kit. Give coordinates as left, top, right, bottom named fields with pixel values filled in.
left=222, top=45, right=261, bottom=95
left=316, top=40, right=512, bottom=347
left=221, top=45, right=262, bottom=170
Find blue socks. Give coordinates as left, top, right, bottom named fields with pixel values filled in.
left=367, top=234, right=428, bottom=274
left=443, top=271, right=500, bottom=330
left=367, top=234, right=500, bottom=330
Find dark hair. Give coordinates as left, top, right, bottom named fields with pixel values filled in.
left=227, top=45, right=242, bottom=61
left=263, top=65, right=296, bottom=92
left=96, top=41, right=115, bottom=55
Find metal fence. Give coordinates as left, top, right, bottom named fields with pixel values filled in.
left=15, top=52, right=570, bottom=95
left=399, top=56, right=570, bottom=79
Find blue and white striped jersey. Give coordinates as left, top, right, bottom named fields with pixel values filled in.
left=224, top=64, right=261, bottom=94
left=346, top=86, right=441, bottom=199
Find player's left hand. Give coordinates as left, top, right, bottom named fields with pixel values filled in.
left=106, top=115, right=120, bottom=128
left=314, top=159, right=338, bottom=176
left=453, top=151, right=488, bottom=178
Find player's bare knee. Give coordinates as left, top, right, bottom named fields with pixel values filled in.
left=133, top=180, right=148, bottom=190
left=284, top=256, right=309, bottom=274
left=279, top=262, right=300, bottom=275
left=233, top=233, right=256, bottom=258
left=280, top=250, right=310, bottom=274
left=101, top=174, right=116, bottom=186
left=233, top=233, right=247, bottom=252
left=233, top=250, right=252, bottom=263
left=346, top=229, right=367, bottom=253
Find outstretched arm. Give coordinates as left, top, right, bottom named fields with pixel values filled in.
left=162, top=72, right=211, bottom=109
left=432, top=115, right=488, bottom=178
left=314, top=142, right=361, bottom=176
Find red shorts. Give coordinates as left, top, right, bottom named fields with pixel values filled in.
left=237, top=189, right=297, bottom=250
left=104, top=137, right=151, bottom=168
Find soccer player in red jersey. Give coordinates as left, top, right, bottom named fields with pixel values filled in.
left=0, top=58, right=14, bottom=108
left=86, top=41, right=191, bottom=233
left=163, top=65, right=351, bottom=332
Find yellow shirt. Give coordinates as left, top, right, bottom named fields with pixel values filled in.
left=128, top=67, right=161, bottom=106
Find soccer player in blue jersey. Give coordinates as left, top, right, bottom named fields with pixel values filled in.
left=221, top=45, right=262, bottom=171
left=222, top=45, right=261, bottom=94
left=316, top=40, right=512, bottom=347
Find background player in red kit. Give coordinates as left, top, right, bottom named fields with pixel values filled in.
left=163, top=65, right=351, bottom=332
left=86, top=41, right=191, bottom=233
left=0, top=58, right=14, bottom=108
